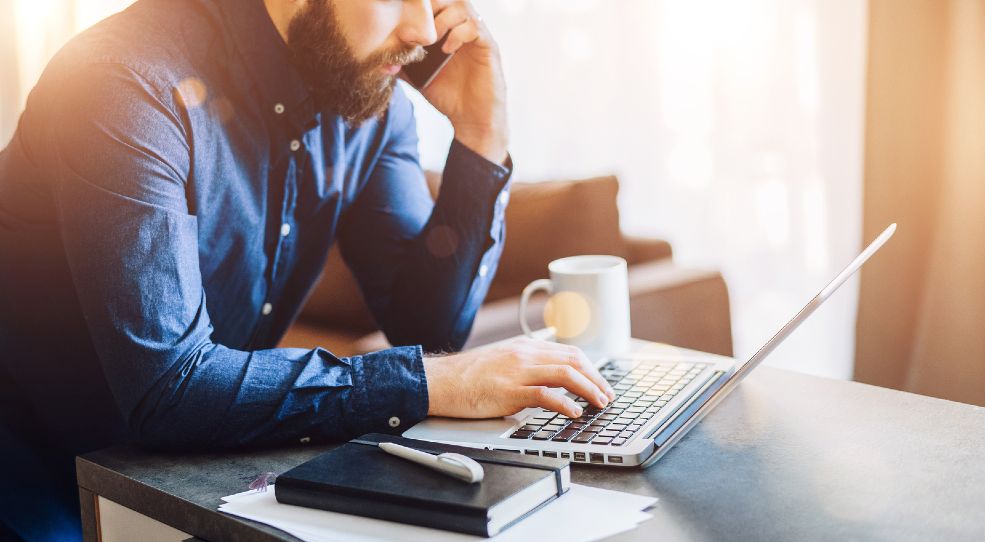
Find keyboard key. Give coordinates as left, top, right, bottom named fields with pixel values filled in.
left=593, top=436, right=613, bottom=445
left=612, top=438, right=627, bottom=446
left=520, top=424, right=542, bottom=431
left=589, top=421, right=607, bottom=428
left=608, top=423, right=627, bottom=431
left=552, top=429, right=579, bottom=442
left=572, top=433, right=595, bottom=443
left=619, top=430, right=636, bottom=438
left=599, top=429, right=621, bottom=437
left=583, top=426, right=602, bottom=433
left=568, top=422, right=587, bottom=430
left=510, top=430, right=534, bottom=439
left=598, top=413, right=618, bottom=421
left=532, top=430, right=556, bottom=440
left=626, top=406, right=645, bottom=413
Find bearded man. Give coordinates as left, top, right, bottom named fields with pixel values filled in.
left=0, top=1, right=614, bottom=539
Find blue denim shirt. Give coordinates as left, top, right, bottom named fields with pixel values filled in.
left=0, top=0, right=511, bottom=455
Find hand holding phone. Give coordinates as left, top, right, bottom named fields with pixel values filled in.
left=400, top=2, right=508, bottom=164
left=402, top=34, right=454, bottom=90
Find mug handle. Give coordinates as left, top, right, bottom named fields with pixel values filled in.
left=519, top=279, right=554, bottom=338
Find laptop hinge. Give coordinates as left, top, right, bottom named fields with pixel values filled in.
left=646, top=371, right=727, bottom=446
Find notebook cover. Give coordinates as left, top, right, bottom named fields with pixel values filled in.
left=274, top=433, right=569, bottom=537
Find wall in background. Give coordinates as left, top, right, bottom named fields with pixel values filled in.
left=0, top=0, right=133, bottom=145
left=411, top=0, right=869, bottom=379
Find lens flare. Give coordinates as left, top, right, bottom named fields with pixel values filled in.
left=544, top=291, right=592, bottom=339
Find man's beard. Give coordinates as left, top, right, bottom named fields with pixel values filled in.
left=286, top=0, right=425, bottom=124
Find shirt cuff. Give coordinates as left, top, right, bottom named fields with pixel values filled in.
left=345, top=345, right=429, bottom=436
left=437, top=140, right=512, bottom=233
left=448, top=138, right=513, bottom=185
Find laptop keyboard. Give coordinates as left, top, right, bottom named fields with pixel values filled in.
left=508, top=360, right=704, bottom=446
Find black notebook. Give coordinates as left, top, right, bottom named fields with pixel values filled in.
left=275, top=433, right=571, bottom=537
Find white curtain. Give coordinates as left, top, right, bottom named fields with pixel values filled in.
left=1, top=0, right=132, bottom=146
left=3, top=0, right=869, bottom=379
left=410, top=0, right=868, bottom=379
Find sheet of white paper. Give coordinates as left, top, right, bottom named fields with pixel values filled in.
left=219, top=483, right=656, bottom=542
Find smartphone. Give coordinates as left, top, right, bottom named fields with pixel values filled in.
left=403, top=34, right=454, bottom=90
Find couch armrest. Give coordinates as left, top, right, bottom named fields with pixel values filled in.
left=624, top=235, right=673, bottom=265
left=464, top=261, right=732, bottom=356
left=625, top=260, right=732, bottom=356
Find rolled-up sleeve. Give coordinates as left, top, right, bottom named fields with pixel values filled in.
left=49, top=63, right=427, bottom=451
left=338, top=88, right=513, bottom=353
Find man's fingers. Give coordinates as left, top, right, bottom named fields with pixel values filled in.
left=522, top=365, right=609, bottom=409
left=433, top=3, right=482, bottom=54
left=441, top=20, right=481, bottom=55
left=523, top=386, right=582, bottom=418
left=529, top=343, right=615, bottom=400
left=433, top=3, right=471, bottom=41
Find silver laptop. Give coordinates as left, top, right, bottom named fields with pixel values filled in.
left=405, top=224, right=896, bottom=467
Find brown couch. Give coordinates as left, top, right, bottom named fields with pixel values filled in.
left=279, top=174, right=733, bottom=357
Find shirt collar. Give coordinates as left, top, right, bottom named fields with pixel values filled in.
left=212, top=0, right=317, bottom=133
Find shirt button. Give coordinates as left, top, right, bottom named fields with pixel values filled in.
left=388, top=416, right=401, bottom=428
left=478, top=264, right=489, bottom=278
left=499, top=191, right=510, bottom=206
left=261, top=303, right=273, bottom=316
left=299, top=436, right=310, bottom=444
left=289, top=139, right=301, bottom=152
left=274, top=103, right=285, bottom=115
left=280, top=223, right=292, bottom=237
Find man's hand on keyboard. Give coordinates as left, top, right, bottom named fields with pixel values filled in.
left=423, top=338, right=616, bottom=419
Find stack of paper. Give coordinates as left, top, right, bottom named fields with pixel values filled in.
left=219, top=483, right=657, bottom=542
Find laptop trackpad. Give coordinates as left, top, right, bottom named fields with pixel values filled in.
left=403, top=416, right=518, bottom=442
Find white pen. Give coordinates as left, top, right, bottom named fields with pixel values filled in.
left=378, top=442, right=485, bottom=484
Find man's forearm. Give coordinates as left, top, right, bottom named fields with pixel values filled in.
left=377, top=140, right=511, bottom=352
left=128, top=343, right=427, bottom=450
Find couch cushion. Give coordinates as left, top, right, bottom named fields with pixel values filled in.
left=299, top=173, right=627, bottom=332
left=476, top=175, right=628, bottom=302
left=278, top=319, right=389, bottom=357
left=298, top=245, right=378, bottom=332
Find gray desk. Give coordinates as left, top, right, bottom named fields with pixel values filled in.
left=76, top=367, right=985, bottom=541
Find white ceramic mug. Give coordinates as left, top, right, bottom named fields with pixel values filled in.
left=519, top=255, right=631, bottom=357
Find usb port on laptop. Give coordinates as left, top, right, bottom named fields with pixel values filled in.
left=543, top=451, right=558, bottom=458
